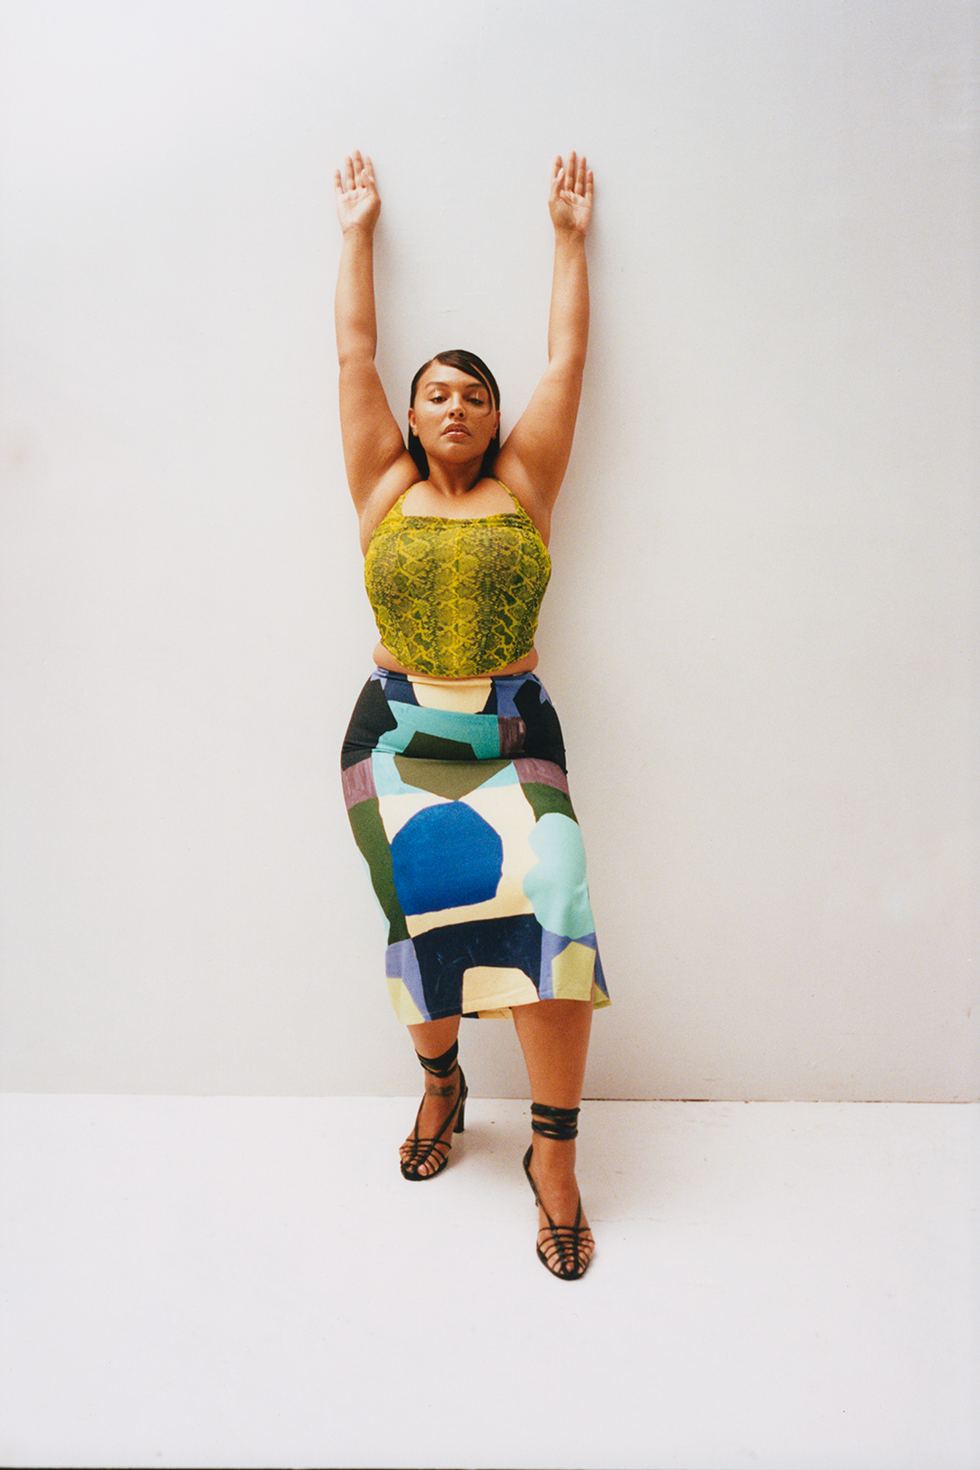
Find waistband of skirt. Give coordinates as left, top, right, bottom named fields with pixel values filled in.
left=371, top=667, right=544, bottom=693
left=346, top=667, right=564, bottom=767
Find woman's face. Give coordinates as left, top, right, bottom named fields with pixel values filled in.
left=408, top=364, right=500, bottom=464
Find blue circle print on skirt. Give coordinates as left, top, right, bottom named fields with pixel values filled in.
left=390, top=801, right=504, bottom=915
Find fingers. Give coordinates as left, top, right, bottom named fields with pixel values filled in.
left=336, top=151, right=376, bottom=195
left=554, top=152, right=592, bottom=198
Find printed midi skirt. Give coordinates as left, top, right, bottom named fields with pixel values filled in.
left=341, top=668, right=609, bottom=1023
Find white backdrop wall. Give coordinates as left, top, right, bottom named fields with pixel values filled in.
left=1, top=0, right=976, bottom=1100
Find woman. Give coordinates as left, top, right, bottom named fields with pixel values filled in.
left=334, top=150, right=608, bottom=1280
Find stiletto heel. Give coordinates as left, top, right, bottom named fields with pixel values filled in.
left=523, top=1102, right=594, bottom=1280
left=400, top=1040, right=468, bottom=1181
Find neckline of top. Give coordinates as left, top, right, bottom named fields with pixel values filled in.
left=394, top=480, right=527, bottom=523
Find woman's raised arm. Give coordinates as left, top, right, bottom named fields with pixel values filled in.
left=495, top=153, right=593, bottom=540
left=334, top=152, right=414, bottom=533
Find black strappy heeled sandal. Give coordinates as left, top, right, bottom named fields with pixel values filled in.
left=400, top=1040, right=468, bottom=1182
left=523, top=1102, right=595, bottom=1280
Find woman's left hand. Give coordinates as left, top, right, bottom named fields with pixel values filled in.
left=549, top=152, right=593, bottom=236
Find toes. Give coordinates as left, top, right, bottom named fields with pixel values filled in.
left=400, top=1138, right=450, bottom=1177
left=536, top=1224, right=594, bottom=1279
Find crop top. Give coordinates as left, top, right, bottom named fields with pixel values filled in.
left=364, top=484, right=551, bottom=678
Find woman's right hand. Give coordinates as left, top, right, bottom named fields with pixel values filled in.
left=334, top=151, right=380, bottom=235
left=548, top=152, right=593, bottom=238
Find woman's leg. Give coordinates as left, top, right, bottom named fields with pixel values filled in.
left=400, top=1016, right=463, bottom=1178
left=511, top=999, right=595, bottom=1271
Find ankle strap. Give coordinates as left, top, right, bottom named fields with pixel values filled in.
left=416, top=1040, right=459, bottom=1078
left=530, top=1102, right=580, bottom=1140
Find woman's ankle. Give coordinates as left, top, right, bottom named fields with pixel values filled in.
left=424, top=1069, right=459, bottom=1100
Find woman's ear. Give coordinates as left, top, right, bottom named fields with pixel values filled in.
left=407, top=406, right=418, bottom=434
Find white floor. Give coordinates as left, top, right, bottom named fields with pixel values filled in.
left=0, top=1096, right=977, bottom=1470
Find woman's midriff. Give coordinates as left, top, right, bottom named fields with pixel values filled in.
left=372, top=641, right=539, bottom=679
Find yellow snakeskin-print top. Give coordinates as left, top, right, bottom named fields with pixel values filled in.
left=364, top=484, right=551, bottom=677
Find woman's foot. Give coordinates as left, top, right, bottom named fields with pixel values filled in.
left=399, top=1062, right=466, bottom=1180
left=524, top=1134, right=595, bottom=1279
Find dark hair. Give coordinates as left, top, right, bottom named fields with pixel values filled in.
left=408, top=349, right=501, bottom=481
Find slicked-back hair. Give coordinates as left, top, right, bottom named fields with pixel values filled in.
left=408, top=349, right=501, bottom=482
